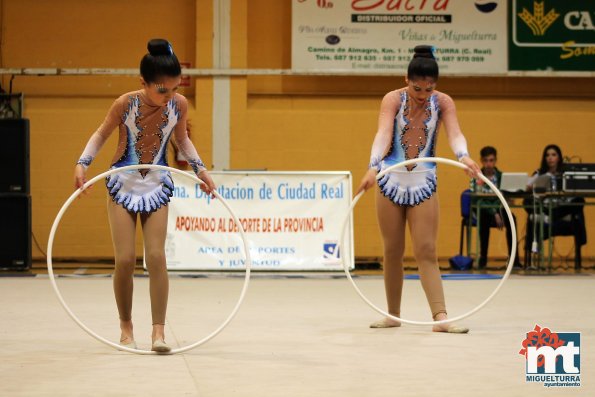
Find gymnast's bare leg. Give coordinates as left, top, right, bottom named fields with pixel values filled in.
left=140, top=205, right=170, bottom=347
left=107, top=197, right=138, bottom=346
left=369, top=190, right=406, bottom=328
left=406, top=194, right=467, bottom=332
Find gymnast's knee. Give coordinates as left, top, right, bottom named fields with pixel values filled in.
left=383, top=246, right=404, bottom=264
left=114, top=254, right=137, bottom=274
left=144, top=250, right=166, bottom=272
left=414, top=243, right=437, bottom=264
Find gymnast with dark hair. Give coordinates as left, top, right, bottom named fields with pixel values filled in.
left=74, top=39, right=216, bottom=352
left=357, top=45, right=480, bottom=333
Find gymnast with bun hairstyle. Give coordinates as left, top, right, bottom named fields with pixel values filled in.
left=74, top=39, right=216, bottom=352
left=357, top=45, right=481, bottom=333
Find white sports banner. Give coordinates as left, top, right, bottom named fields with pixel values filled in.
left=163, top=171, right=353, bottom=271
left=292, top=0, right=507, bottom=74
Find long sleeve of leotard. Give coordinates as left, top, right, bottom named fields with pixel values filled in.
left=439, top=93, right=469, bottom=160
left=76, top=97, right=122, bottom=169
left=369, top=91, right=401, bottom=171
left=172, top=96, right=207, bottom=175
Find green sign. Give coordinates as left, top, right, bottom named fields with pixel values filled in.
left=509, top=0, right=595, bottom=71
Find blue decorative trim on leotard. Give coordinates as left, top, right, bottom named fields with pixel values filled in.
left=105, top=96, right=182, bottom=214
left=189, top=159, right=206, bottom=175
left=112, top=95, right=142, bottom=168
left=377, top=92, right=441, bottom=206
left=378, top=171, right=437, bottom=206
left=152, top=99, right=181, bottom=167
left=107, top=169, right=174, bottom=213
left=76, top=155, right=94, bottom=169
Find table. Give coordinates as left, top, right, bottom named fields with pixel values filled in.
left=469, top=191, right=594, bottom=270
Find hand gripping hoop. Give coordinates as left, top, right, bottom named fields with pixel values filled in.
left=47, top=165, right=252, bottom=354
left=337, top=157, right=516, bottom=326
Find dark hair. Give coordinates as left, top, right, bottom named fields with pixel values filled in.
left=480, top=146, right=497, bottom=158
left=539, top=144, right=563, bottom=174
left=407, top=45, right=439, bottom=81
left=140, top=39, right=181, bottom=84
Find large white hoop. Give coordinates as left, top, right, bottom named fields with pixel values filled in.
left=338, top=157, right=516, bottom=326
left=47, top=164, right=252, bottom=354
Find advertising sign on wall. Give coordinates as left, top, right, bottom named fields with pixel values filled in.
left=162, top=171, right=353, bottom=271
left=509, top=0, right=595, bottom=71
left=292, top=0, right=508, bottom=74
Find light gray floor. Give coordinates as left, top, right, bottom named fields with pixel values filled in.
left=1, top=274, right=593, bottom=397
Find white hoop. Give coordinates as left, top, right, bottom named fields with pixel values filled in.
left=338, top=157, right=516, bottom=326
left=47, top=164, right=252, bottom=354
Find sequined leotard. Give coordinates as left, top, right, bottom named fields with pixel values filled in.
left=370, top=89, right=466, bottom=206
left=369, top=89, right=441, bottom=206
left=77, top=90, right=206, bottom=213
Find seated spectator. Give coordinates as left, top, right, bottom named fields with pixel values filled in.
left=471, top=146, right=521, bottom=268
left=524, top=144, right=586, bottom=267
left=526, top=144, right=564, bottom=192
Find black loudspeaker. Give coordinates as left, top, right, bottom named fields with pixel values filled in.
left=0, top=118, right=30, bottom=193
left=0, top=195, right=31, bottom=270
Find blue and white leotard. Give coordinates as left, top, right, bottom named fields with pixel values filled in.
left=77, top=90, right=206, bottom=214
left=105, top=95, right=180, bottom=213
left=378, top=91, right=439, bottom=206
left=369, top=89, right=444, bottom=206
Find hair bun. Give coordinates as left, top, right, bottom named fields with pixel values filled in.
left=413, top=45, right=435, bottom=59
left=147, top=39, right=174, bottom=56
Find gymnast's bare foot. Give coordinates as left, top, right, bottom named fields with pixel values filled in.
left=151, top=323, right=171, bottom=353
left=119, top=319, right=136, bottom=347
left=432, top=313, right=469, bottom=334
left=370, top=317, right=402, bottom=328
